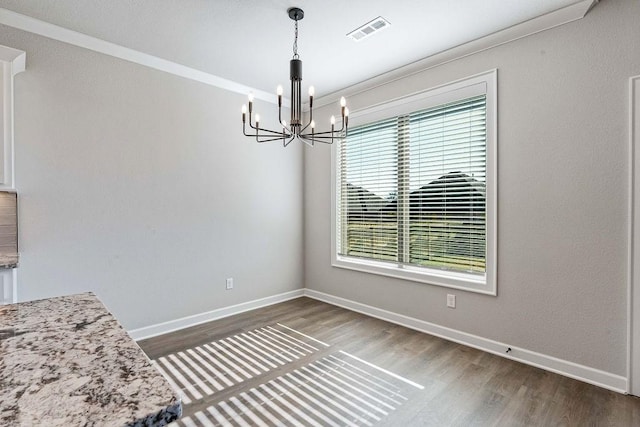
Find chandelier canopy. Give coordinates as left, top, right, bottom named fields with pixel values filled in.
left=241, top=7, right=349, bottom=147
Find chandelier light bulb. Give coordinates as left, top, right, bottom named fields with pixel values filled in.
left=308, top=86, right=315, bottom=97
left=330, top=115, right=335, bottom=125
left=340, top=96, right=346, bottom=107
left=310, top=120, right=316, bottom=129
left=344, top=107, right=349, bottom=117
left=241, top=105, right=247, bottom=114
left=248, top=92, right=254, bottom=102
left=255, top=114, right=260, bottom=123
left=277, top=85, right=283, bottom=96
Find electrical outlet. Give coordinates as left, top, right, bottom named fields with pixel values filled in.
left=226, top=278, right=234, bottom=290
left=447, top=294, right=456, bottom=308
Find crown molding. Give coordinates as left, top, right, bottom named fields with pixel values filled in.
left=0, top=1, right=597, bottom=108
left=314, top=0, right=598, bottom=108
left=0, top=8, right=278, bottom=104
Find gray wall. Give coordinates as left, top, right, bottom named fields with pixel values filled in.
left=305, top=0, right=640, bottom=375
left=0, top=26, right=304, bottom=330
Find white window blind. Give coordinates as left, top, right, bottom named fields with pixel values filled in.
left=335, top=80, right=493, bottom=290
left=406, top=95, right=486, bottom=273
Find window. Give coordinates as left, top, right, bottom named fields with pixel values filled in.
left=332, top=70, right=496, bottom=294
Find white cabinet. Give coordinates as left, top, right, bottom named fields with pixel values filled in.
left=0, top=45, right=25, bottom=189
left=0, top=45, right=24, bottom=304
left=0, top=268, right=16, bottom=305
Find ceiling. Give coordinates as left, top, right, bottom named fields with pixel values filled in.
left=0, top=0, right=584, bottom=97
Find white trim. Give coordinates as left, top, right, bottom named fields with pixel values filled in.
left=303, top=289, right=628, bottom=394
left=128, top=285, right=628, bottom=393
left=0, top=268, right=17, bottom=305
left=0, top=44, right=25, bottom=189
left=331, top=70, right=497, bottom=295
left=128, top=289, right=304, bottom=341
left=0, top=44, right=25, bottom=75
left=0, top=8, right=277, bottom=104
left=0, top=2, right=596, bottom=108
left=630, top=75, right=640, bottom=396
left=315, top=0, right=597, bottom=108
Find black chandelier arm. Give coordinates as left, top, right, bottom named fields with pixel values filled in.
left=299, top=132, right=343, bottom=141
left=283, top=134, right=297, bottom=147
left=299, top=121, right=312, bottom=134
left=256, top=135, right=289, bottom=143
left=249, top=130, right=291, bottom=144
left=247, top=122, right=288, bottom=136
left=302, top=112, right=347, bottom=134
left=302, top=130, right=342, bottom=137
left=243, top=122, right=292, bottom=141
left=278, top=104, right=284, bottom=127
left=297, top=134, right=332, bottom=146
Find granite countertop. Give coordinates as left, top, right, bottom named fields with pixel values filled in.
left=0, top=252, right=19, bottom=268
left=0, top=292, right=181, bottom=426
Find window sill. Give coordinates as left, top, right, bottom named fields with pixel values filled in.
left=332, top=255, right=496, bottom=295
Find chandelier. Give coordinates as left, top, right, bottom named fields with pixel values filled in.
left=241, top=7, right=349, bottom=147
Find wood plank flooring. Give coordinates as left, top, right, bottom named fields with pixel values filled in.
left=138, top=297, right=640, bottom=426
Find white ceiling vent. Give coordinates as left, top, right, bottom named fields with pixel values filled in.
left=347, top=16, right=391, bottom=42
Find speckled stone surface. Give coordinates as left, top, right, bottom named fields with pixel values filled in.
left=0, top=252, right=19, bottom=268
left=0, top=292, right=181, bottom=426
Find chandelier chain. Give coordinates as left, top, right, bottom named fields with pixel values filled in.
left=293, top=19, right=299, bottom=59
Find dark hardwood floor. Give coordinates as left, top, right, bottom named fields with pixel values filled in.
left=138, top=297, right=640, bottom=426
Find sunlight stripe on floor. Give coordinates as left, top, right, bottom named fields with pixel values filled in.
left=177, top=415, right=196, bottom=427
left=186, top=348, right=235, bottom=387
left=158, top=356, right=203, bottom=401
left=218, top=338, right=269, bottom=373
left=307, top=362, right=397, bottom=410
left=170, top=347, right=422, bottom=427
left=219, top=401, right=252, bottom=427
left=301, top=365, right=389, bottom=416
left=265, top=325, right=318, bottom=352
left=177, top=351, right=225, bottom=391
left=153, top=323, right=324, bottom=411
left=206, top=341, right=256, bottom=378
left=206, top=405, right=233, bottom=426
left=228, top=396, right=270, bottom=427
left=276, top=375, right=360, bottom=427
left=239, top=332, right=292, bottom=364
left=247, top=330, right=299, bottom=361
left=277, top=322, right=330, bottom=347
left=324, top=354, right=408, bottom=401
left=258, top=328, right=308, bottom=357
left=196, top=345, right=245, bottom=383
left=339, top=350, right=425, bottom=389
left=151, top=360, right=192, bottom=405
left=250, top=387, right=307, bottom=427
left=267, top=378, right=341, bottom=427
left=259, top=383, right=325, bottom=427
left=168, top=353, right=214, bottom=396
left=194, top=410, right=217, bottom=427
left=293, top=367, right=382, bottom=421
left=285, top=371, right=373, bottom=426
left=223, top=335, right=275, bottom=370
left=240, top=391, right=283, bottom=426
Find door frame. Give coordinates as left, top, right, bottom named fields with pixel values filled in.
left=630, top=75, right=640, bottom=396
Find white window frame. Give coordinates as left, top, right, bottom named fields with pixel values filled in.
left=331, top=69, right=497, bottom=295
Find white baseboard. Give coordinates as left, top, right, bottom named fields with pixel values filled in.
left=128, top=286, right=627, bottom=393
left=303, top=289, right=628, bottom=394
left=128, top=289, right=304, bottom=341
